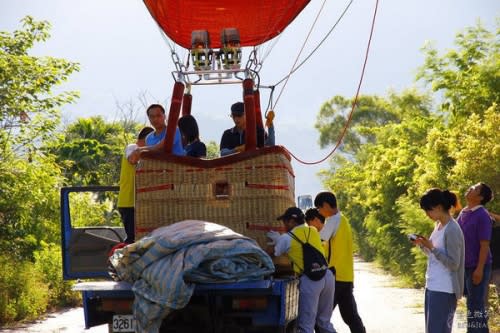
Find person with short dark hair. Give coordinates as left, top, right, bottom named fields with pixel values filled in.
left=267, top=207, right=336, bottom=333
left=219, top=102, right=264, bottom=156
left=178, top=114, right=206, bottom=158
left=117, top=126, right=154, bottom=243
left=314, top=191, right=366, bottom=333
left=305, top=207, right=339, bottom=333
left=305, top=208, right=325, bottom=231
left=129, top=104, right=186, bottom=161
left=457, top=182, right=494, bottom=332
left=144, top=104, right=185, bottom=155
left=414, top=188, right=465, bottom=333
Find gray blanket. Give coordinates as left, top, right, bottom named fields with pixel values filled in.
left=109, top=220, right=275, bottom=333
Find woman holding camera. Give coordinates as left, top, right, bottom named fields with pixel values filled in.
left=412, top=188, right=465, bottom=333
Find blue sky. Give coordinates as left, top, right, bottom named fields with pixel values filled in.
left=1, top=0, right=498, bottom=197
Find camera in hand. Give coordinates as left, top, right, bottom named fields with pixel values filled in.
left=408, top=234, right=421, bottom=241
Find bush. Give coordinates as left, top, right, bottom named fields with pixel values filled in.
left=0, top=244, right=80, bottom=325
left=33, top=242, right=80, bottom=308
left=488, top=285, right=499, bottom=332
left=0, top=254, right=48, bottom=323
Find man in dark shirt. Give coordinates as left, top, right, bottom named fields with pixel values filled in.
left=457, top=182, right=493, bottom=332
left=219, top=102, right=264, bottom=156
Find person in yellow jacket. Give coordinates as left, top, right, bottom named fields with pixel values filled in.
left=268, top=207, right=337, bottom=333
left=117, top=126, right=153, bottom=243
left=314, top=192, right=366, bottom=333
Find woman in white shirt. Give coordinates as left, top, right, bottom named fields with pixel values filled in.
left=413, top=188, right=465, bottom=333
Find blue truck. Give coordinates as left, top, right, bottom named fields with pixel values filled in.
left=61, top=185, right=299, bottom=333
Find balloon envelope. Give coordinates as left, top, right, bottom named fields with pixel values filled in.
left=143, top=0, right=311, bottom=49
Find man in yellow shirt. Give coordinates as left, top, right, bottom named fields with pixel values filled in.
left=117, top=126, right=153, bottom=243
left=268, top=207, right=336, bottom=333
left=314, top=192, right=366, bottom=333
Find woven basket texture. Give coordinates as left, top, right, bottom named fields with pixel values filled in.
left=135, top=151, right=295, bottom=251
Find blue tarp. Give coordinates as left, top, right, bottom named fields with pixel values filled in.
left=109, top=220, right=275, bottom=333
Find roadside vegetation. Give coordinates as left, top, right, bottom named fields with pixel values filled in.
left=0, top=16, right=498, bottom=329
left=316, top=20, right=499, bottom=328
left=0, top=17, right=136, bottom=324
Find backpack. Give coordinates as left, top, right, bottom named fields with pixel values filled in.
left=288, top=229, right=328, bottom=281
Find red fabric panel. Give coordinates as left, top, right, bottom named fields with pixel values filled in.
left=245, top=183, right=290, bottom=190
left=143, top=0, right=310, bottom=49
left=137, top=184, right=174, bottom=193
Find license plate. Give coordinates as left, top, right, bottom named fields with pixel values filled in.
left=112, top=314, right=135, bottom=332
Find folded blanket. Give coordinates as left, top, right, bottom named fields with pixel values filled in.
left=109, top=220, right=275, bottom=333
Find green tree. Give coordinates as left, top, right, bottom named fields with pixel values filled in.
left=0, top=16, right=79, bottom=259
left=316, top=21, right=499, bottom=286
left=0, top=155, right=63, bottom=260
left=317, top=91, right=433, bottom=269
left=205, top=140, right=219, bottom=159
left=414, top=21, right=499, bottom=210
left=447, top=105, right=500, bottom=199
left=0, top=16, right=79, bottom=159
left=51, top=116, right=133, bottom=185
left=316, top=90, right=431, bottom=155
left=417, top=21, right=500, bottom=121
left=0, top=17, right=80, bottom=323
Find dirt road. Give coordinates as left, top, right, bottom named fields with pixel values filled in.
left=2, top=259, right=468, bottom=333
left=333, top=259, right=467, bottom=333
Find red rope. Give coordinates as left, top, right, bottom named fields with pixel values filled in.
left=137, top=184, right=174, bottom=193
left=288, top=0, right=379, bottom=165
left=245, top=183, right=290, bottom=190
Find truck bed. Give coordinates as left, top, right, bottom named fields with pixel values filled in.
left=73, top=278, right=299, bottom=333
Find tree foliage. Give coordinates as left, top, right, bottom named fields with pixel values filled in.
left=0, top=16, right=79, bottom=159
left=0, top=16, right=79, bottom=259
left=417, top=21, right=499, bottom=121
left=50, top=116, right=135, bottom=186
left=206, top=140, right=220, bottom=159
left=316, top=90, right=431, bottom=155
left=317, top=21, right=499, bottom=286
left=0, top=17, right=81, bottom=323
left=0, top=155, right=63, bottom=260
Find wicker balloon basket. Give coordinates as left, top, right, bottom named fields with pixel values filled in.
left=134, top=146, right=296, bottom=270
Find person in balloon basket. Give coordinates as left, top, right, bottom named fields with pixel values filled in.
left=178, top=114, right=206, bottom=158
left=267, top=207, right=337, bottom=333
left=219, top=102, right=265, bottom=156
left=129, top=104, right=186, bottom=161
left=144, top=103, right=184, bottom=153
